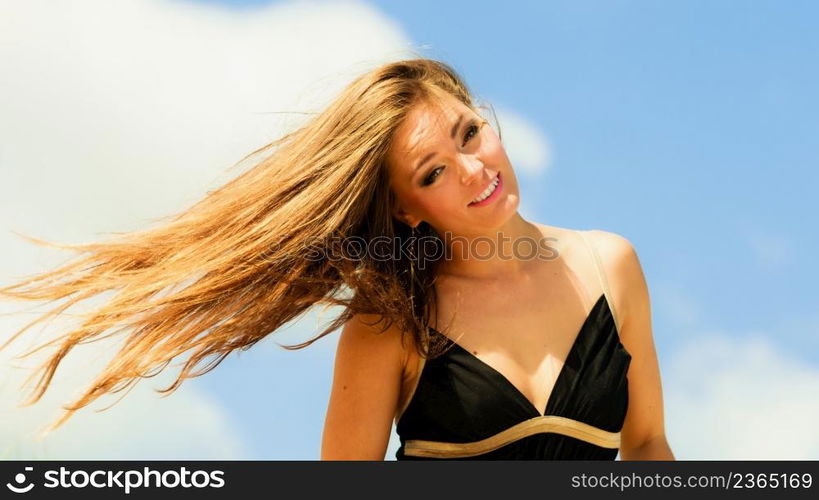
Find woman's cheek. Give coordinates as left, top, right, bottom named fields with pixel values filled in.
left=484, top=137, right=506, bottom=160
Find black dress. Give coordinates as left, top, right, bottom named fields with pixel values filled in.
left=394, top=230, right=632, bottom=460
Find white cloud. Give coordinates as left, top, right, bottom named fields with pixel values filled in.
left=0, top=0, right=415, bottom=244
left=654, top=284, right=704, bottom=328
left=0, top=0, right=417, bottom=459
left=665, top=331, right=819, bottom=459
left=0, top=305, right=248, bottom=459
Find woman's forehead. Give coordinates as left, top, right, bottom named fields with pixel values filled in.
left=388, top=96, right=470, bottom=175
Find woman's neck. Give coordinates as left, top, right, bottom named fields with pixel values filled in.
left=434, top=212, right=554, bottom=283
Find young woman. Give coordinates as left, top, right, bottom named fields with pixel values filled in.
left=1, top=58, right=673, bottom=461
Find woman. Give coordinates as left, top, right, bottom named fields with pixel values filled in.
left=1, top=58, right=673, bottom=461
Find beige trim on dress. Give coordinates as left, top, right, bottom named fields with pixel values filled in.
left=576, top=230, right=622, bottom=334
left=403, top=415, right=621, bottom=458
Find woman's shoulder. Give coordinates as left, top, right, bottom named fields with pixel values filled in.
left=338, top=313, right=409, bottom=379
left=532, top=222, right=640, bottom=327
left=531, top=222, right=635, bottom=261
left=572, top=227, right=640, bottom=284
left=342, top=312, right=420, bottom=379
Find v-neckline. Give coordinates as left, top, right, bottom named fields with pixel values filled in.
left=430, top=293, right=609, bottom=418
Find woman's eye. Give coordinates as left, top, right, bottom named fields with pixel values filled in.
left=421, top=121, right=485, bottom=187
left=423, top=166, right=443, bottom=186
left=462, top=123, right=480, bottom=147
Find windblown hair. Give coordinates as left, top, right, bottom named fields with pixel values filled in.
left=0, top=58, right=497, bottom=434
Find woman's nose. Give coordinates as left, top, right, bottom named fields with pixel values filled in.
left=459, top=155, right=484, bottom=184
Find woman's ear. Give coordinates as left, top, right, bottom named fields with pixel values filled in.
left=395, top=213, right=419, bottom=229
left=391, top=201, right=417, bottom=229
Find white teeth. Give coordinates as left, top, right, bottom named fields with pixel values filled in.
left=471, top=177, right=499, bottom=204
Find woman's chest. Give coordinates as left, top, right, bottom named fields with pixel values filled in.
left=424, top=271, right=601, bottom=413
left=429, top=265, right=598, bottom=366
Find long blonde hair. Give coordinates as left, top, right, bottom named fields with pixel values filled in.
left=1, top=58, right=493, bottom=434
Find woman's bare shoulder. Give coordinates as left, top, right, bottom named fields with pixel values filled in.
left=578, top=228, right=643, bottom=336
left=530, top=222, right=634, bottom=261
left=529, top=221, right=585, bottom=257
left=530, top=221, right=638, bottom=318
left=341, top=313, right=418, bottom=381
left=340, top=313, right=424, bottom=425
left=341, top=313, right=408, bottom=360
left=322, top=313, right=409, bottom=459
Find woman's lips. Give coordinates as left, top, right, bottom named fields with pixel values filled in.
left=468, top=172, right=502, bottom=207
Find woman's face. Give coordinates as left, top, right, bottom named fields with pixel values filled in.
left=386, top=92, right=520, bottom=237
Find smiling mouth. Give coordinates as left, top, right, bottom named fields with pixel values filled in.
left=468, top=173, right=501, bottom=206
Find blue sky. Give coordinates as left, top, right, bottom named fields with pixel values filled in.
left=1, top=0, right=817, bottom=460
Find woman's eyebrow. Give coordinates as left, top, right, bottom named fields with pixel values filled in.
left=448, top=113, right=465, bottom=140
left=412, top=113, right=465, bottom=174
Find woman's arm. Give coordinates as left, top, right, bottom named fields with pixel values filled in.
left=320, top=313, right=407, bottom=460
left=592, top=230, right=675, bottom=461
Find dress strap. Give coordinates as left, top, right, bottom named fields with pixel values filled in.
left=576, top=230, right=622, bottom=333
